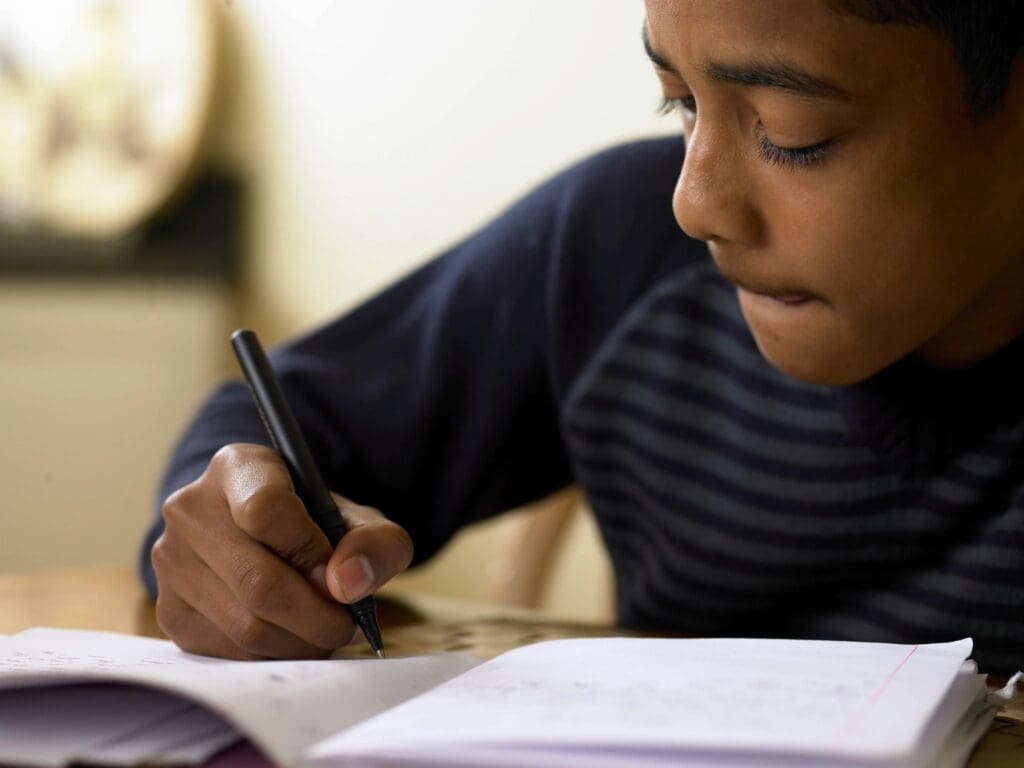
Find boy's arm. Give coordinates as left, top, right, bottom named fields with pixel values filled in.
left=141, top=137, right=690, bottom=659
left=139, top=162, right=575, bottom=657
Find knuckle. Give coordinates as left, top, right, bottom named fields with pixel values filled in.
left=161, top=485, right=198, bottom=528
left=233, top=558, right=282, bottom=614
left=154, top=593, right=184, bottom=639
left=211, top=443, right=276, bottom=474
left=234, top=487, right=280, bottom=538
left=209, top=443, right=244, bottom=471
left=150, top=533, right=173, bottom=574
left=282, top=534, right=324, bottom=571
left=226, top=612, right=269, bottom=654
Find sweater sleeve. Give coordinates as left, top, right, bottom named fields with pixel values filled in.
left=139, top=135, right=692, bottom=599
left=138, top=158, right=577, bottom=598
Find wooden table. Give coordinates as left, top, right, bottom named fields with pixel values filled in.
left=1, top=566, right=1022, bottom=766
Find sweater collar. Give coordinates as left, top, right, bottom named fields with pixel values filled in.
left=833, top=333, right=1024, bottom=478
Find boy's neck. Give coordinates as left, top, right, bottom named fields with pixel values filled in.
left=915, top=249, right=1024, bottom=369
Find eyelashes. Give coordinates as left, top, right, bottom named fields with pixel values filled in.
left=657, top=97, right=832, bottom=170
left=658, top=95, right=696, bottom=117
left=756, top=132, right=831, bottom=169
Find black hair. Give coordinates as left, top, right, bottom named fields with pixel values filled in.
left=831, top=1, right=1023, bottom=116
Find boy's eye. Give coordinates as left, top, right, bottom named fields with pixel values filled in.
left=757, top=131, right=832, bottom=169
left=657, top=96, right=832, bottom=170
left=657, top=95, right=696, bottom=117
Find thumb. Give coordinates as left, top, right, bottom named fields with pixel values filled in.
left=325, top=494, right=414, bottom=604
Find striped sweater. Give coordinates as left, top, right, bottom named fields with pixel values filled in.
left=142, top=137, right=1024, bottom=673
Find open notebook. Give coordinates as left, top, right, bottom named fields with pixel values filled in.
left=0, top=628, right=1018, bottom=768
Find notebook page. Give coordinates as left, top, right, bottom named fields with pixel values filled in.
left=0, top=628, right=479, bottom=768
left=311, top=636, right=972, bottom=766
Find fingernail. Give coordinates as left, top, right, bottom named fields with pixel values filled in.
left=334, top=555, right=374, bottom=602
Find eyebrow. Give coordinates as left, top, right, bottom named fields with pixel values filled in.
left=641, top=25, right=852, bottom=101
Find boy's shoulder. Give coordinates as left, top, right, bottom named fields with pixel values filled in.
left=554, top=134, right=706, bottom=277
left=554, top=135, right=687, bottom=228
left=540, top=135, right=712, bottom=396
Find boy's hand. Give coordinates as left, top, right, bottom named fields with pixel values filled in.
left=150, top=443, right=414, bottom=660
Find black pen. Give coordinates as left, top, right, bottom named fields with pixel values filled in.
left=230, top=328, right=386, bottom=658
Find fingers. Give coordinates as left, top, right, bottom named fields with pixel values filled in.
left=154, top=444, right=356, bottom=659
left=169, top=505, right=355, bottom=651
left=326, top=494, right=414, bottom=604
left=152, top=442, right=416, bottom=661
left=155, top=589, right=264, bottom=661
left=153, top=526, right=349, bottom=659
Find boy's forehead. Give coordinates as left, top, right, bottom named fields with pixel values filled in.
left=644, top=0, right=868, bottom=75
left=645, top=0, right=851, bottom=45
left=643, top=0, right=960, bottom=103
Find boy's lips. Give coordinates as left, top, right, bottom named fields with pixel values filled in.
left=710, top=250, right=817, bottom=304
left=718, top=268, right=816, bottom=304
left=740, top=288, right=817, bottom=313
left=767, top=294, right=812, bottom=305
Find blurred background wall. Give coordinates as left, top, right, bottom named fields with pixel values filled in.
left=1, top=0, right=676, bottom=620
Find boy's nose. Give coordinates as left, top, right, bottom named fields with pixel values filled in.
left=672, top=125, right=762, bottom=247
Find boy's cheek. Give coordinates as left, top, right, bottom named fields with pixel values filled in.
left=734, top=221, right=936, bottom=387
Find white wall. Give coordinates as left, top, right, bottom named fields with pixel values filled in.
left=211, top=0, right=676, bottom=336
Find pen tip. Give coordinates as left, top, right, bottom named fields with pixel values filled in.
left=375, top=649, right=386, bottom=659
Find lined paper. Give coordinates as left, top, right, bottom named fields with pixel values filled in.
left=311, top=637, right=976, bottom=767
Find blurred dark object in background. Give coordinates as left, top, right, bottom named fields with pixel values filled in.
left=0, top=173, right=240, bottom=283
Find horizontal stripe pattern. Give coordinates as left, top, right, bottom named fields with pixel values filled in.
left=564, top=261, right=1024, bottom=674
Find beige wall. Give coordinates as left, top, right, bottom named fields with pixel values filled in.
left=210, top=1, right=675, bottom=337
left=0, top=281, right=234, bottom=574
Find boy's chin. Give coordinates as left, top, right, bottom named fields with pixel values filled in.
left=750, top=333, right=889, bottom=388
left=736, top=293, right=901, bottom=387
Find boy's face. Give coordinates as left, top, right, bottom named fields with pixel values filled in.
left=645, top=0, right=1024, bottom=386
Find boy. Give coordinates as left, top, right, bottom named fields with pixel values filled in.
left=142, top=1, right=1023, bottom=672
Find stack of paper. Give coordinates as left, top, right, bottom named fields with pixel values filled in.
left=0, top=628, right=476, bottom=767
left=0, top=628, right=1018, bottom=768
left=0, top=682, right=240, bottom=766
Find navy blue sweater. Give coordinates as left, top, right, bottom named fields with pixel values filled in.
left=142, top=137, right=1024, bottom=673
